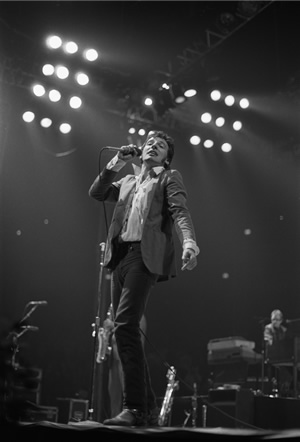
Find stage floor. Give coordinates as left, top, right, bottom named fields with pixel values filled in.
left=4, top=420, right=300, bottom=441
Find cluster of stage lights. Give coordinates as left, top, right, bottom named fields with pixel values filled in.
left=189, top=89, right=250, bottom=152
left=143, top=82, right=197, bottom=107
left=21, top=34, right=249, bottom=151
left=139, top=86, right=250, bottom=152
left=22, top=35, right=99, bottom=134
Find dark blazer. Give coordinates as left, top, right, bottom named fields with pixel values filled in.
left=89, top=166, right=198, bottom=281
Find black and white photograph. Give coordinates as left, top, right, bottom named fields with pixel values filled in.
left=1, top=1, right=300, bottom=440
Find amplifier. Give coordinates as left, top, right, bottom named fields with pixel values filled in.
left=57, top=398, right=89, bottom=423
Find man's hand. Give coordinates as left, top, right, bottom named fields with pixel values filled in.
left=103, top=318, right=114, bottom=331
left=181, top=248, right=197, bottom=271
left=117, top=144, right=138, bottom=161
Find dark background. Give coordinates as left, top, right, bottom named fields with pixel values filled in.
left=1, top=1, right=300, bottom=415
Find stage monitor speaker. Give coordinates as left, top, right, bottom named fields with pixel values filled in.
left=206, top=388, right=254, bottom=428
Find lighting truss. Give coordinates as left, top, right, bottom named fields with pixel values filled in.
left=155, top=1, right=275, bottom=85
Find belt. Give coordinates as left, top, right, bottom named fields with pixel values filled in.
left=118, top=240, right=141, bottom=250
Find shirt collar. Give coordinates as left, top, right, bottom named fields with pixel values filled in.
left=132, top=164, right=165, bottom=177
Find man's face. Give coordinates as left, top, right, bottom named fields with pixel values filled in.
left=271, top=314, right=282, bottom=329
left=141, top=136, right=169, bottom=167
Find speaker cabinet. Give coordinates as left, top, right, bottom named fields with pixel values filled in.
left=254, top=396, right=300, bottom=430
left=209, top=361, right=249, bottom=386
left=206, top=388, right=254, bottom=428
left=10, top=366, right=42, bottom=405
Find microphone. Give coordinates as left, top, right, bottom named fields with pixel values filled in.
left=20, top=325, right=39, bottom=331
left=105, top=145, right=142, bottom=157
left=100, top=242, right=106, bottom=266
left=286, top=318, right=300, bottom=323
left=29, top=301, right=48, bottom=306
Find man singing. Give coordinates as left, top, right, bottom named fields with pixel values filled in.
left=89, top=130, right=199, bottom=426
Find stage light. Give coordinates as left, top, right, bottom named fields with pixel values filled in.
left=154, top=88, right=174, bottom=116
left=75, top=72, right=89, bottom=86
left=221, top=143, right=232, bottom=152
left=171, top=83, right=186, bottom=104
left=190, top=135, right=201, bottom=146
left=236, top=1, right=260, bottom=18
left=40, top=118, right=52, bottom=128
left=64, top=41, right=78, bottom=54
left=42, top=64, right=55, bottom=76
left=48, top=89, right=61, bottom=102
left=210, top=90, right=221, bottom=101
left=22, top=111, right=35, bottom=123
left=239, top=98, right=249, bottom=109
left=184, top=88, right=197, bottom=98
left=46, top=35, right=62, bottom=49
left=56, top=65, right=69, bottom=80
left=215, top=12, right=236, bottom=35
left=144, top=96, right=153, bottom=106
left=203, top=139, right=214, bottom=148
left=233, top=121, right=242, bottom=131
left=138, top=128, right=146, bottom=136
left=201, top=112, right=212, bottom=123
left=83, top=49, right=99, bottom=62
left=69, top=96, right=82, bottom=109
left=215, top=117, right=225, bottom=127
left=32, top=84, right=46, bottom=97
left=59, top=123, right=71, bottom=134
left=128, top=127, right=136, bottom=134
left=224, top=95, right=235, bottom=106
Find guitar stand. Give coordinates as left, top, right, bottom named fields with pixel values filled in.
left=260, top=339, right=271, bottom=395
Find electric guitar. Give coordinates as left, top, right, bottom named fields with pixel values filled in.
left=158, top=366, right=179, bottom=426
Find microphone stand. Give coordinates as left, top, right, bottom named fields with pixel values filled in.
left=12, top=302, right=44, bottom=369
left=255, top=317, right=268, bottom=395
left=191, top=382, right=198, bottom=428
left=261, top=338, right=266, bottom=395
left=3, top=305, right=41, bottom=420
left=88, top=242, right=106, bottom=422
left=19, top=304, right=39, bottom=326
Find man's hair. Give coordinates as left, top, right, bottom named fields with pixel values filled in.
left=141, top=130, right=175, bottom=168
left=271, top=309, right=283, bottom=321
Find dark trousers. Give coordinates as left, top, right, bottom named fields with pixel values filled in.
left=110, top=242, right=158, bottom=413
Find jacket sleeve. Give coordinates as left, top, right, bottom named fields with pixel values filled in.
left=165, top=169, right=198, bottom=247
left=88, top=168, right=122, bottom=203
